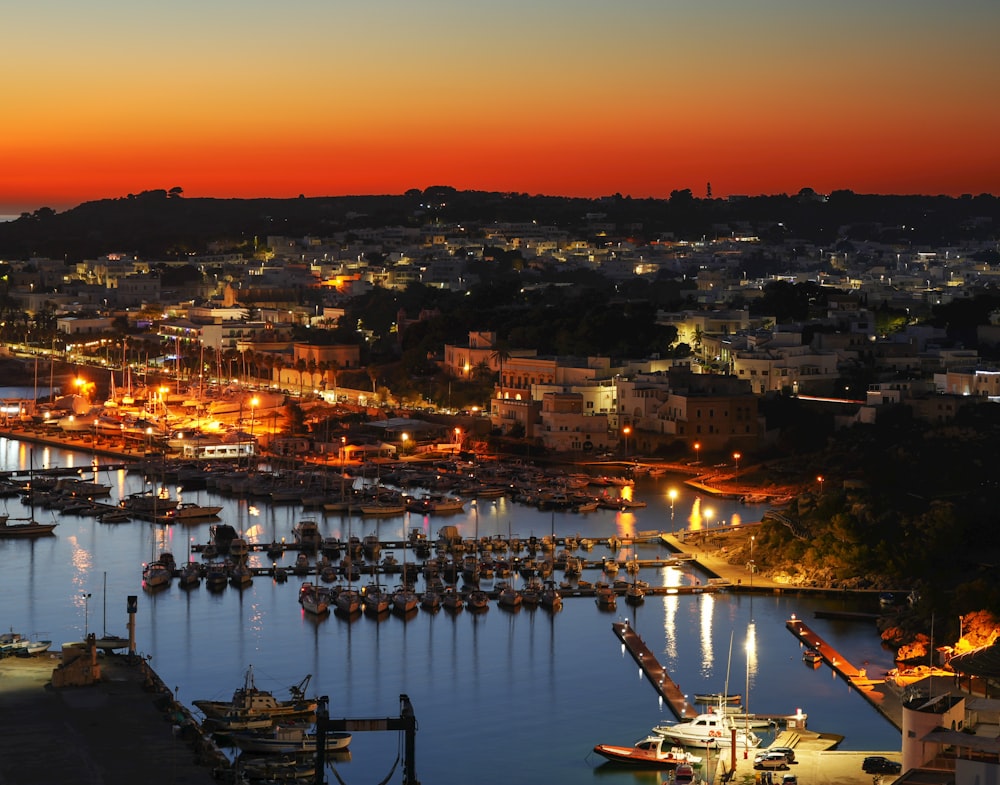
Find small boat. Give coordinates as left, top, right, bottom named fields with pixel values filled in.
left=231, top=725, right=351, bottom=755
left=142, top=560, right=172, bottom=591
left=441, top=586, right=464, bottom=612
left=160, top=502, right=223, bottom=522
left=298, top=583, right=331, bottom=616
left=593, top=735, right=702, bottom=768
left=420, top=590, right=441, bottom=611
left=693, top=692, right=742, bottom=704
left=392, top=584, right=419, bottom=615
left=802, top=648, right=822, bottom=664
left=595, top=582, right=617, bottom=610
left=496, top=583, right=522, bottom=610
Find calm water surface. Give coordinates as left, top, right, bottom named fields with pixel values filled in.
left=0, top=435, right=901, bottom=784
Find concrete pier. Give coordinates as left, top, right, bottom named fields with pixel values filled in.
left=786, top=614, right=903, bottom=731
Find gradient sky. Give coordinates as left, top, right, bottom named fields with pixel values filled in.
left=4, top=0, right=1000, bottom=215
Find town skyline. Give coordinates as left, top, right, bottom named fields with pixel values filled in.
left=4, top=1, right=999, bottom=217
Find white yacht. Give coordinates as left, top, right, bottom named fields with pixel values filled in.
left=651, top=709, right=761, bottom=750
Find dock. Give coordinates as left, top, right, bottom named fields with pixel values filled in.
left=785, top=615, right=902, bottom=731
left=612, top=620, right=698, bottom=720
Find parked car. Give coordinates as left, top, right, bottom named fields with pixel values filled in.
left=863, top=756, right=902, bottom=774
left=754, top=752, right=791, bottom=770
left=757, top=746, right=796, bottom=764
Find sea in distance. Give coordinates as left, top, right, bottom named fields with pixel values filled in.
left=0, top=431, right=902, bottom=785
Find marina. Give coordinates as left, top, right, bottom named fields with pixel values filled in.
left=0, top=428, right=904, bottom=784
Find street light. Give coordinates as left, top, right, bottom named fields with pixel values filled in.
left=82, top=592, right=92, bottom=636
left=817, top=475, right=825, bottom=496
left=733, top=451, right=741, bottom=477
left=401, top=432, right=409, bottom=456
left=622, top=426, right=631, bottom=456
left=668, top=488, right=678, bottom=521
left=249, top=396, right=259, bottom=459
left=693, top=441, right=701, bottom=465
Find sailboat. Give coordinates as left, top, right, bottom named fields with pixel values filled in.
left=334, top=516, right=362, bottom=615
left=94, top=572, right=130, bottom=651
left=1, top=450, right=58, bottom=538
left=625, top=539, right=645, bottom=606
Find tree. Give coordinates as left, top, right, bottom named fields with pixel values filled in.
left=295, top=358, right=307, bottom=395
left=489, top=339, right=511, bottom=399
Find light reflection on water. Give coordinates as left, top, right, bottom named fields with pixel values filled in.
left=0, top=436, right=902, bottom=784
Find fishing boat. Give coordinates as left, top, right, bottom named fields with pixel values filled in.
left=0, top=631, right=51, bottom=656
left=593, top=735, right=703, bottom=768
left=193, top=666, right=316, bottom=723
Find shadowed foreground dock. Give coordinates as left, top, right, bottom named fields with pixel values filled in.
left=0, top=651, right=223, bottom=784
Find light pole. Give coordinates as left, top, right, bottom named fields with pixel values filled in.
left=693, top=441, right=701, bottom=465
left=622, top=425, right=631, bottom=457
left=817, top=475, right=825, bottom=497
left=401, top=432, right=409, bottom=457
left=668, top=488, right=677, bottom=522
left=82, top=592, right=92, bottom=637
left=749, top=535, right=755, bottom=589
left=249, top=396, right=259, bottom=461
left=733, top=451, right=741, bottom=477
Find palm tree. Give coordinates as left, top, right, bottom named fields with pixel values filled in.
left=307, top=358, right=318, bottom=392
left=489, top=339, right=511, bottom=400
left=295, top=358, right=308, bottom=395
left=327, top=359, right=341, bottom=399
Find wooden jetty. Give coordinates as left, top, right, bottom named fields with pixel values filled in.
left=612, top=620, right=698, bottom=720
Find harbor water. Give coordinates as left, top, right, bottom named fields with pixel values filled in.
left=0, top=434, right=901, bottom=784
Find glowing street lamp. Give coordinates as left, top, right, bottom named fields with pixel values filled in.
left=817, top=475, right=825, bottom=496
left=668, top=488, right=678, bottom=520
left=750, top=534, right=755, bottom=588
left=454, top=427, right=462, bottom=445
left=733, top=451, right=741, bottom=477
left=247, top=396, right=259, bottom=467
left=622, top=425, right=631, bottom=457
left=693, top=441, right=701, bottom=465
left=401, top=432, right=409, bottom=456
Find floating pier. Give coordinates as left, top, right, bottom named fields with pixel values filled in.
left=612, top=620, right=698, bottom=720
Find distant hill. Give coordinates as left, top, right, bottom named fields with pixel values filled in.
left=1, top=187, right=998, bottom=262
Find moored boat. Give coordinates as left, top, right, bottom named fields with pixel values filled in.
left=593, top=735, right=702, bottom=768
left=193, top=666, right=316, bottom=724
left=230, top=725, right=351, bottom=755
left=651, top=709, right=760, bottom=750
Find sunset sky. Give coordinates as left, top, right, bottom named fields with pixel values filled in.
left=4, top=0, right=1000, bottom=216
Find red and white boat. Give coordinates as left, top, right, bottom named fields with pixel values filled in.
left=593, top=735, right=702, bottom=768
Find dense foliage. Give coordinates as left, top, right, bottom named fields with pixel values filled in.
left=750, top=400, right=1000, bottom=638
